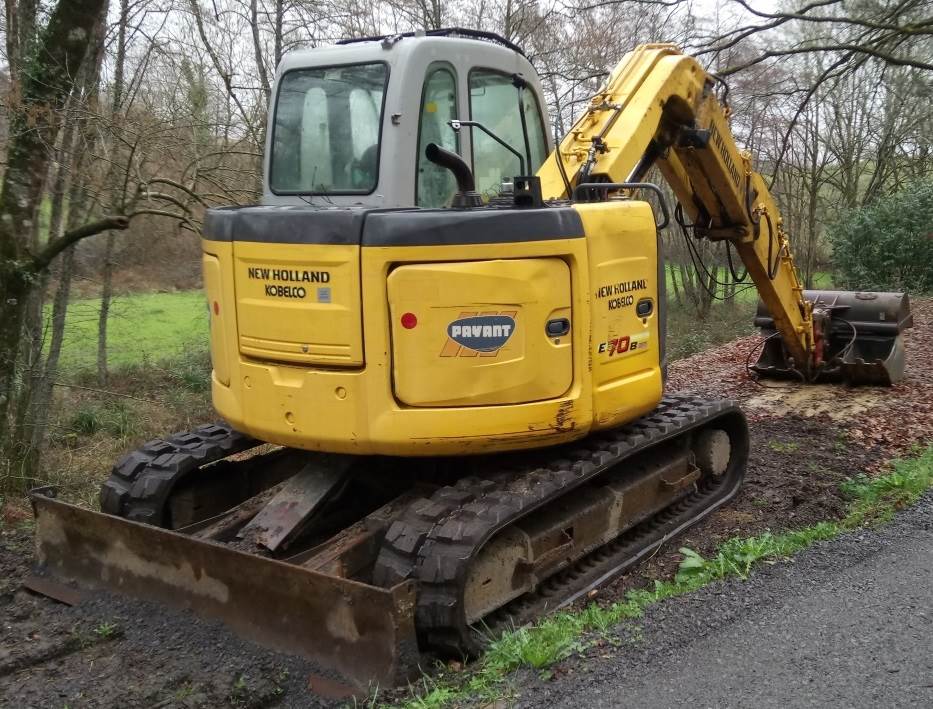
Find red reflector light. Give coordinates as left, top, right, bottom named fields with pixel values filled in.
left=401, top=312, right=417, bottom=329
left=213, top=301, right=220, bottom=315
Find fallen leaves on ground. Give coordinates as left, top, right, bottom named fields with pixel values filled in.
left=668, top=298, right=933, bottom=462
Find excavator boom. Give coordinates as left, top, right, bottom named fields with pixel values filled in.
left=537, top=44, right=911, bottom=383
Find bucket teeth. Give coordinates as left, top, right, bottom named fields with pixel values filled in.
left=752, top=290, right=913, bottom=386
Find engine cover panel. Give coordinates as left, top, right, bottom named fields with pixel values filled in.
left=387, top=258, right=573, bottom=406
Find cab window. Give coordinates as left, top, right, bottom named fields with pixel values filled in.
left=270, top=62, right=387, bottom=194
left=416, top=65, right=460, bottom=207
left=468, top=69, right=548, bottom=199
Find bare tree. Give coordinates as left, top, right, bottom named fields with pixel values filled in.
left=0, top=0, right=117, bottom=486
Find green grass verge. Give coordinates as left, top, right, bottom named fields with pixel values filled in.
left=51, top=291, right=208, bottom=373
left=399, top=445, right=933, bottom=708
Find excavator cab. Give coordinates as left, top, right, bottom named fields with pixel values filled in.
left=265, top=28, right=552, bottom=210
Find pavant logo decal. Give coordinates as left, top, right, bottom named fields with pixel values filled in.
left=448, top=315, right=515, bottom=351
left=440, top=311, right=517, bottom=357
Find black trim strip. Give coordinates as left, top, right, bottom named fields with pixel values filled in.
left=336, top=28, right=527, bottom=58
left=203, top=206, right=367, bottom=245
left=203, top=206, right=584, bottom=247
left=362, top=207, right=584, bottom=246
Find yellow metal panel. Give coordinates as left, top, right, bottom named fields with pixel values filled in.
left=387, top=259, right=572, bottom=407
left=212, top=237, right=595, bottom=456
left=202, top=252, right=231, bottom=387
left=574, top=202, right=663, bottom=428
left=232, top=241, right=363, bottom=366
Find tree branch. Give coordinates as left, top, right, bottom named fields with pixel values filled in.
left=30, top=216, right=130, bottom=271
left=720, top=43, right=933, bottom=76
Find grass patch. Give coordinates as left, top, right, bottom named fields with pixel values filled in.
left=50, top=290, right=208, bottom=374
left=398, top=446, right=933, bottom=708
left=93, top=621, right=121, bottom=640
left=36, top=348, right=214, bottom=508
left=65, top=400, right=141, bottom=440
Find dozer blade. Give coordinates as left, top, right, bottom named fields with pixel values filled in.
left=28, top=489, right=419, bottom=693
left=753, top=290, right=913, bottom=385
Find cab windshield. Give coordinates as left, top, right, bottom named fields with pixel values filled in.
left=270, top=63, right=387, bottom=194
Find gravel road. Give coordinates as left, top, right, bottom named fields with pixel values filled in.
left=515, top=493, right=933, bottom=709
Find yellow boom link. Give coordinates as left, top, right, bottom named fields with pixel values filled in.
left=536, top=44, right=815, bottom=372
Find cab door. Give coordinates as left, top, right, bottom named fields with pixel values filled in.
left=415, top=63, right=461, bottom=208
left=468, top=68, right=549, bottom=198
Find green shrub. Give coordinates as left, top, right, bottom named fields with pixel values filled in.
left=104, top=402, right=139, bottom=439
left=174, top=347, right=212, bottom=392
left=68, top=406, right=104, bottom=436
left=66, top=401, right=140, bottom=440
left=828, top=179, right=933, bottom=293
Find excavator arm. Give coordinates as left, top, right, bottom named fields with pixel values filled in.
left=537, top=44, right=911, bottom=384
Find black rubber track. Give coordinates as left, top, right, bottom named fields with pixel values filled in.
left=377, top=395, right=748, bottom=656
left=99, top=422, right=257, bottom=527
left=372, top=477, right=503, bottom=588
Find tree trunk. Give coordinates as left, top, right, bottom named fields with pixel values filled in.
left=97, top=0, right=130, bottom=388
left=97, top=232, right=117, bottom=386
left=699, top=265, right=716, bottom=319
left=0, top=273, right=31, bottom=441
left=28, top=47, right=104, bottom=462
left=11, top=271, right=49, bottom=455
left=724, top=264, right=736, bottom=303
left=28, top=249, right=74, bottom=454
left=668, top=262, right=681, bottom=305
left=0, top=0, right=109, bottom=486
left=4, top=0, right=39, bottom=100
left=679, top=261, right=697, bottom=311
left=250, top=0, right=270, bottom=99
left=274, top=0, right=284, bottom=68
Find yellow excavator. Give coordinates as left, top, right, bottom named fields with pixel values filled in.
left=29, top=30, right=912, bottom=691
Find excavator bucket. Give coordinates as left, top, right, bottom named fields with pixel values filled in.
left=753, top=291, right=913, bottom=385
left=27, top=488, right=420, bottom=694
